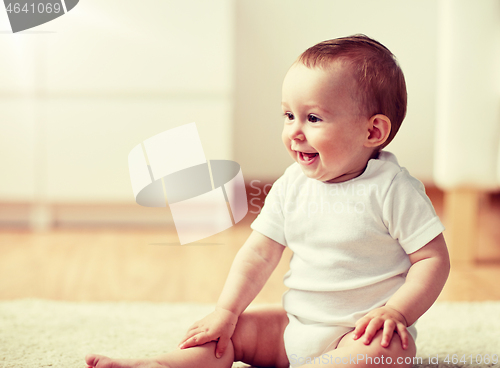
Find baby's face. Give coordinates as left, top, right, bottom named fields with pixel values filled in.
left=281, top=62, right=372, bottom=183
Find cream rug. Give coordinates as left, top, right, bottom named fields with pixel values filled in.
left=0, top=299, right=499, bottom=368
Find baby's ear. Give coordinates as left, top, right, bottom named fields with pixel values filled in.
left=364, top=114, right=391, bottom=148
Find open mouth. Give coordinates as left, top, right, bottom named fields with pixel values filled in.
left=297, top=151, right=319, bottom=165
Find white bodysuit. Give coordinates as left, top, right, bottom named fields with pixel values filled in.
left=250, top=151, right=445, bottom=367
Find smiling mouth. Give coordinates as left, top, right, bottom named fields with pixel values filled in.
left=296, top=151, right=319, bottom=164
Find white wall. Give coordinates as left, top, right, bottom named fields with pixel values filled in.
left=233, top=0, right=439, bottom=182
left=0, top=0, right=234, bottom=206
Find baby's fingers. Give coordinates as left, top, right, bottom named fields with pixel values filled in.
left=362, top=318, right=384, bottom=345
left=215, top=334, right=231, bottom=359
left=396, top=323, right=409, bottom=350
left=179, top=328, right=201, bottom=347
left=381, top=320, right=396, bottom=348
left=179, top=321, right=202, bottom=343
left=179, top=331, right=210, bottom=349
left=186, top=320, right=201, bottom=332
left=352, top=316, right=371, bottom=340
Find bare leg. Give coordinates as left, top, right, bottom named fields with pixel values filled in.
left=294, top=329, right=416, bottom=368
left=85, top=305, right=290, bottom=368
left=86, top=341, right=233, bottom=368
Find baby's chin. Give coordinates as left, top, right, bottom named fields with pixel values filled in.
left=297, top=165, right=327, bottom=182
left=299, top=166, right=354, bottom=184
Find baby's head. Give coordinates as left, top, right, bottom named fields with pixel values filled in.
left=281, top=34, right=407, bottom=183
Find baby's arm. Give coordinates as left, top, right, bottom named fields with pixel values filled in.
left=353, top=233, right=450, bottom=349
left=178, top=230, right=285, bottom=357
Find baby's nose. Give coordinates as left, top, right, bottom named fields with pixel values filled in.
left=288, top=122, right=305, bottom=141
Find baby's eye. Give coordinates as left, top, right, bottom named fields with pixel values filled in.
left=284, top=112, right=295, bottom=120
left=308, top=114, right=322, bottom=123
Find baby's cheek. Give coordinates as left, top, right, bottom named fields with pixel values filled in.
left=281, top=129, right=288, bottom=144
left=281, top=133, right=291, bottom=151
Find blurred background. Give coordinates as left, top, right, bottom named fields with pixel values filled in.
left=0, top=0, right=499, bottom=303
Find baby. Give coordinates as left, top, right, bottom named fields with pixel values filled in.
left=86, top=34, right=450, bottom=368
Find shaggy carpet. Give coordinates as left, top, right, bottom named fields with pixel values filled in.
left=0, top=299, right=499, bottom=368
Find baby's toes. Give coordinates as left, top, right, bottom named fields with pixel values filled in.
left=85, top=354, right=164, bottom=368
left=85, top=354, right=113, bottom=368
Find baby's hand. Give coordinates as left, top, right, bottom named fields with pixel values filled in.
left=352, top=306, right=409, bottom=350
left=178, top=306, right=238, bottom=358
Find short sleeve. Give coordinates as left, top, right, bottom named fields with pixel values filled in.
left=382, top=169, right=445, bottom=254
left=250, top=172, right=288, bottom=246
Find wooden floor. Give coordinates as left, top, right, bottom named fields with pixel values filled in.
left=0, top=188, right=499, bottom=304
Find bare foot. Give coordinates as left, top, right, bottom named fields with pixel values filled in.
left=85, top=354, right=168, bottom=368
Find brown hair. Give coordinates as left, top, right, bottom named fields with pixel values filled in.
left=297, top=34, right=407, bottom=149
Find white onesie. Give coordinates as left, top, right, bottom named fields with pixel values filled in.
left=250, top=151, right=445, bottom=366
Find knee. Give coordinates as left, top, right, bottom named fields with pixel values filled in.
left=365, top=333, right=416, bottom=368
